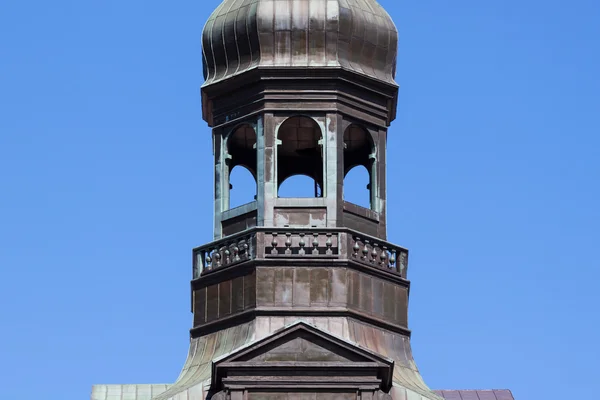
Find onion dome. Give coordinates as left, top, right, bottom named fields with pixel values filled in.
left=202, top=0, right=398, bottom=86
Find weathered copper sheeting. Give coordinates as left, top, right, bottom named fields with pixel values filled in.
left=91, top=317, right=443, bottom=400
left=91, top=384, right=171, bottom=400
left=95, top=317, right=438, bottom=400
left=202, top=0, right=398, bottom=86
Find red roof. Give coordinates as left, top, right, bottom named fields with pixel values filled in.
left=434, top=390, right=514, bottom=400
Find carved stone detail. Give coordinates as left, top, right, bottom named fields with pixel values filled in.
left=194, top=233, right=256, bottom=277
left=193, top=228, right=408, bottom=278
left=210, top=322, right=394, bottom=395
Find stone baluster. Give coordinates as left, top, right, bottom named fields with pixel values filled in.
left=389, top=249, right=396, bottom=271
left=271, top=233, right=279, bottom=255
left=225, top=245, right=232, bottom=265
left=380, top=246, right=388, bottom=267
left=325, top=233, right=333, bottom=255
left=213, top=248, right=221, bottom=268
left=371, top=243, right=378, bottom=264
left=352, top=237, right=360, bottom=258
left=362, top=240, right=370, bottom=260
left=299, top=232, right=306, bottom=256
left=232, top=243, right=240, bottom=262
left=312, top=233, right=319, bottom=255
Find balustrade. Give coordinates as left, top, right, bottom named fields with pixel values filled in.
left=193, top=232, right=255, bottom=278
left=349, top=234, right=408, bottom=277
left=266, top=230, right=338, bottom=257
left=192, top=228, right=408, bottom=279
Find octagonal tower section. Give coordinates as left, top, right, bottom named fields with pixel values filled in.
left=180, top=1, right=442, bottom=399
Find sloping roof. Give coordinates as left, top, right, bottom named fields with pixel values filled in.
left=91, top=386, right=516, bottom=400
left=92, top=317, right=446, bottom=400
left=434, top=390, right=515, bottom=400
left=92, top=320, right=515, bottom=400
left=91, top=384, right=171, bottom=400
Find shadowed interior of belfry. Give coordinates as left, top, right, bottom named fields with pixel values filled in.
left=91, top=1, right=515, bottom=399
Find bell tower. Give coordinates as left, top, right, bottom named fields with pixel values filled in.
left=210, top=99, right=394, bottom=241
left=93, top=1, right=494, bottom=399
left=183, top=0, right=433, bottom=399
left=204, top=0, right=399, bottom=244
left=209, top=76, right=395, bottom=242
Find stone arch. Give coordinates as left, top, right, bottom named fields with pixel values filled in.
left=229, top=165, right=256, bottom=208
left=343, top=124, right=376, bottom=209
left=226, top=123, right=257, bottom=208
left=344, top=165, right=371, bottom=208
left=227, top=123, right=257, bottom=177
left=276, top=116, right=323, bottom=197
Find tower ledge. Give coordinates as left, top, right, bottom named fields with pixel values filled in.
left=201, top=67, right=399, bottom=129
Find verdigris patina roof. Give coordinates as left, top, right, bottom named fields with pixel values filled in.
left=201, top=0, right=398, bottom=86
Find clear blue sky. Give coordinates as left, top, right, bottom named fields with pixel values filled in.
left=1, top=1, right=599, bottom=399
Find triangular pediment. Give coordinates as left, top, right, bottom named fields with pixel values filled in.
left=211, top=322, right=394, bottom=392
left=239, top=334, right=359, bottom=362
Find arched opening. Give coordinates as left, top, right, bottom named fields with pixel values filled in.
left=344, top=166, right=370, bottom=208
left=278, top=175, right=323, bottom=198
left=229, top=166, right=256, bottom=208
left=227, top=124, right=257, bottom=209
left=343, top=124, right=375, bottom=210
left=277, top=116, right=323, bottom=198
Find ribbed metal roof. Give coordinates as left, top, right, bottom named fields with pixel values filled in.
left=93, top=318, right=446, bottom=400
left=202, top=0, right=398, bottom=86
left=434, top=390, right=515, bottom=400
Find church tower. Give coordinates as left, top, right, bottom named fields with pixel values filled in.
left=182, top=1, right=436, bottom=398
left=92, top=1, right=514, bottom=400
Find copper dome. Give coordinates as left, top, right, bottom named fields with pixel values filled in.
left=202, top=0, right=398, bottom=86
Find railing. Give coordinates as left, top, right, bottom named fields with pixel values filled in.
left=265, top=231, right=338, bottom=257
left=193, top=231, right=256, bottom=279
left=193, top=228, right=408, bottom=279
left=348, top=234, right=408, bottom=276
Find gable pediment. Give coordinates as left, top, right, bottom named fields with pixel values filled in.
left=211, top=322, right=394, bottom=393
left=234, top=331, right=371, bottom=363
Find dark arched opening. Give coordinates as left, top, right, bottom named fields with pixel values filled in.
left=227, top=124, right=257, bottom=208
left=343, top=124, right=375, bottom=210
left=277, top=116, right=323, bottom=198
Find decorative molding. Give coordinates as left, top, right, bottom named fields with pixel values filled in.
left=189, top=307, right=412, bottom=339
left=210, top=322, right=395, bottom=394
